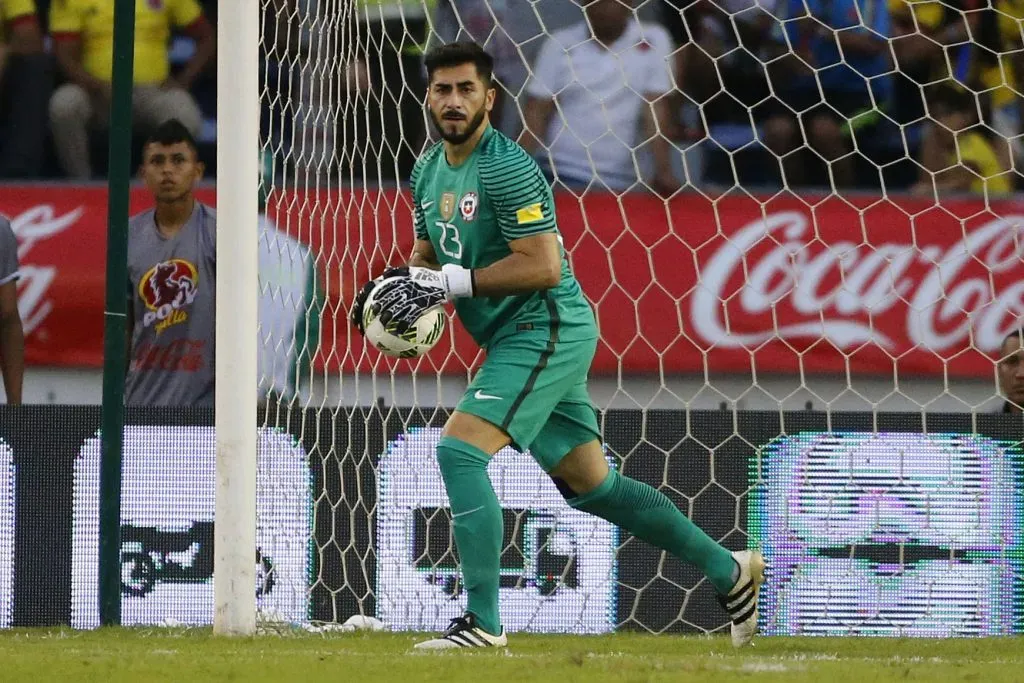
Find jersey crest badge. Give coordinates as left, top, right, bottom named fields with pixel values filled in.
left=458, top=192, right=478, bottom=222
left=440, top=192, right=456, bottom=221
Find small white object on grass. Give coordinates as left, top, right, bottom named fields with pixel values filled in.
left=340, top=615, right=387, bottom=632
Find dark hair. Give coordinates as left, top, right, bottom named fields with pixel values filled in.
left=423, top=42, right=494, bottom=86
left=1003, top=328, right=1024, bottom=350
left=143, top=119, right=200, bottom=158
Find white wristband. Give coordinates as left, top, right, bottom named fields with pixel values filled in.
left=441, top=263, right=474, bottom=299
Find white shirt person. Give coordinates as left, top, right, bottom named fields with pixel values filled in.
left=520, top=0, right=678, bottom=194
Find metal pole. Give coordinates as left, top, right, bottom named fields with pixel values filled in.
left=98, top=0, right=137, bottom=626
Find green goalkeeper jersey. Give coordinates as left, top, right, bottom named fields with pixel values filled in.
left=410, top=125, right=597, bottom=348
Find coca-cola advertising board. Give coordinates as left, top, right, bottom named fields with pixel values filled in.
left=3, top=184, right=1023, bottom=377
left=0, top=186, right=216, bottom=366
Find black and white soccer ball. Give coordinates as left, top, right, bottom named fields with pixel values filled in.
left=361, top=275, right=446, bottom=358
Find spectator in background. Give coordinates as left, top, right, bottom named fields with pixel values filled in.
left=760, top=0, right=892, bottom=189
left=520, top=0, right=680, bottom=195
left=261, top=0, right=301, bottom=179
left=661, top=0, right=778, bottom=133
left=0, top=214, right=23, bottom=404
left=126, top=120, right=215, bottom=407
left=0, top=0, right=52, bottom=178
left=659, top=0, right=779, bottom=184
left=888, top=0, right=958, bottom=89
left=275, top=0, right=370, bottom=183
left=889, top=1, right=1015, bottom=175
left=988, top=0, right=1023, bottom=178
left=912, top=84, right=1011, bottom=197
left=430, top=0, right=519, bottom=132
left=48, top=0, right=215, bottom=180
left=356, top=0, right=430, bottom=180
left=997, top=329, right=1024, bottom=413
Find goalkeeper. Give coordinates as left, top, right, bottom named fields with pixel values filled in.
left=351, top=41, right=763, bottom=650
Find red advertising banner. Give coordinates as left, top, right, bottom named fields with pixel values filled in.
left=1, top=186, right=214, bottom=367
left=3, top=184, right=1023, bottom=377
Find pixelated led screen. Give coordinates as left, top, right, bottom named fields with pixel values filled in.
left=70, top=426, right=313, bottom=627
left=376, top=427, right=618, bottom=634
left=750, top=432, right=1024, bottom=637
left=0, top=439, right=12, bottom=628
left=6, top=406, right=1024, bottom=635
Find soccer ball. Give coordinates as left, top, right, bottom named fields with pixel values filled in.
left=361, top=275, right=446, bottom=358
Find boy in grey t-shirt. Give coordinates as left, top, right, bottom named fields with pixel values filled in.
left=126, top=120, right=216, bottom=406
left=0, top=215, right=24, bottom=404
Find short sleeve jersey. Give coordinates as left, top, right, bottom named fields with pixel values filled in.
left=126, top=202, right=216, bottom=406
left=50, top=0, right=203, bottom=84
left=524, top=20, right=674, bottom=189
left=410, top=126, right=597, bottom=347
left=0, top=215, right=19, bottom=286
left=955, top=132, right=1012, bottom=195
left=1, top=0, right=38, bottom=43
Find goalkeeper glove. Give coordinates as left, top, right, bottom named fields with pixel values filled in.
left=404, top=264, right=475, bottom=300
left=349, top=278, right=377, bottom=335
left=353, top=265, right=473, bottom=336
left=373, top=265, right=474, bottom=332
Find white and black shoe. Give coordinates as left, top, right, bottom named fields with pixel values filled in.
left=413, top=614, right=508, bottom=650
left=717, top=549, right=766, bottom=647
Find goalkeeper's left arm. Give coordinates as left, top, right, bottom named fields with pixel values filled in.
left=352, top=231, right=562, bottom=335
left=403, top=229, right=562, bottom=301
left=358, top=232, right=561, bottom=335
left=466, top=232, right=562, bottom=296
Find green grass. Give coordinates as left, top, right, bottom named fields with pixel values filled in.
left=1, top=628, right=1022, bottom=682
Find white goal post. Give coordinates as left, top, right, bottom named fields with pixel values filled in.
left=195, top=0, right=1024, bottom=639
left=214, top=0, right=260, bottom=636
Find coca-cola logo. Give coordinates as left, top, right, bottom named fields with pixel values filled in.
left=10, top=205, right=83, bottom=338
left=690, top=211, right=1024, bottom=354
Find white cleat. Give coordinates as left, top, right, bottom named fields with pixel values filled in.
left=413, top=614, right=508, bottom=650
left=717, top=549, right=766, bottom=648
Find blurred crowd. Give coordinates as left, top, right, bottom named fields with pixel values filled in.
left=1, top=0, right=1022, bottom=196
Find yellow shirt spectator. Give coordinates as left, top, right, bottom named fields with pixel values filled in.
left=955, top=131, right=1012, bottom=195
left=889, top=0, right=1019, bottom=107
left=49, top=0, right=203, bottom=85
left=1, top=0, right=38, bottom=43
left=997, top=0, right=1024, bottom=49
left=988, top=0, right=1024, bottom=108
left=887, top=0, right=944, bottom=31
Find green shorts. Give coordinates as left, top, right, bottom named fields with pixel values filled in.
left=455, top=330, right=600, bottom=472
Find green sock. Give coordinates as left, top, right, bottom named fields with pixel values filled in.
left=436, top=436, right=503, bottom=636
left=570, top=469, right=737, bottom=594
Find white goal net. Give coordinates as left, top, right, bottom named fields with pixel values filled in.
left=250, top=0, right=1024, bottom=637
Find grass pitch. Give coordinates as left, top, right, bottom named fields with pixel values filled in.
left=1, top=628, right=1021, bottom=682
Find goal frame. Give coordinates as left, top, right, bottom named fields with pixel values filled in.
left=213, top=0, right=260, bottom=637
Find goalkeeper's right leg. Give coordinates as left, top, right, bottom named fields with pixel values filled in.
left=717, top=549, right=766, bottom=647
left=541, top=431, right=764, bottom=647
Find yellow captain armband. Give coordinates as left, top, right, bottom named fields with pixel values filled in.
left=515, top=203, right=544, bottom=224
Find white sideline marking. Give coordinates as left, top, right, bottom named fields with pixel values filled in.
left=736, top=662, right=795, bottom=672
